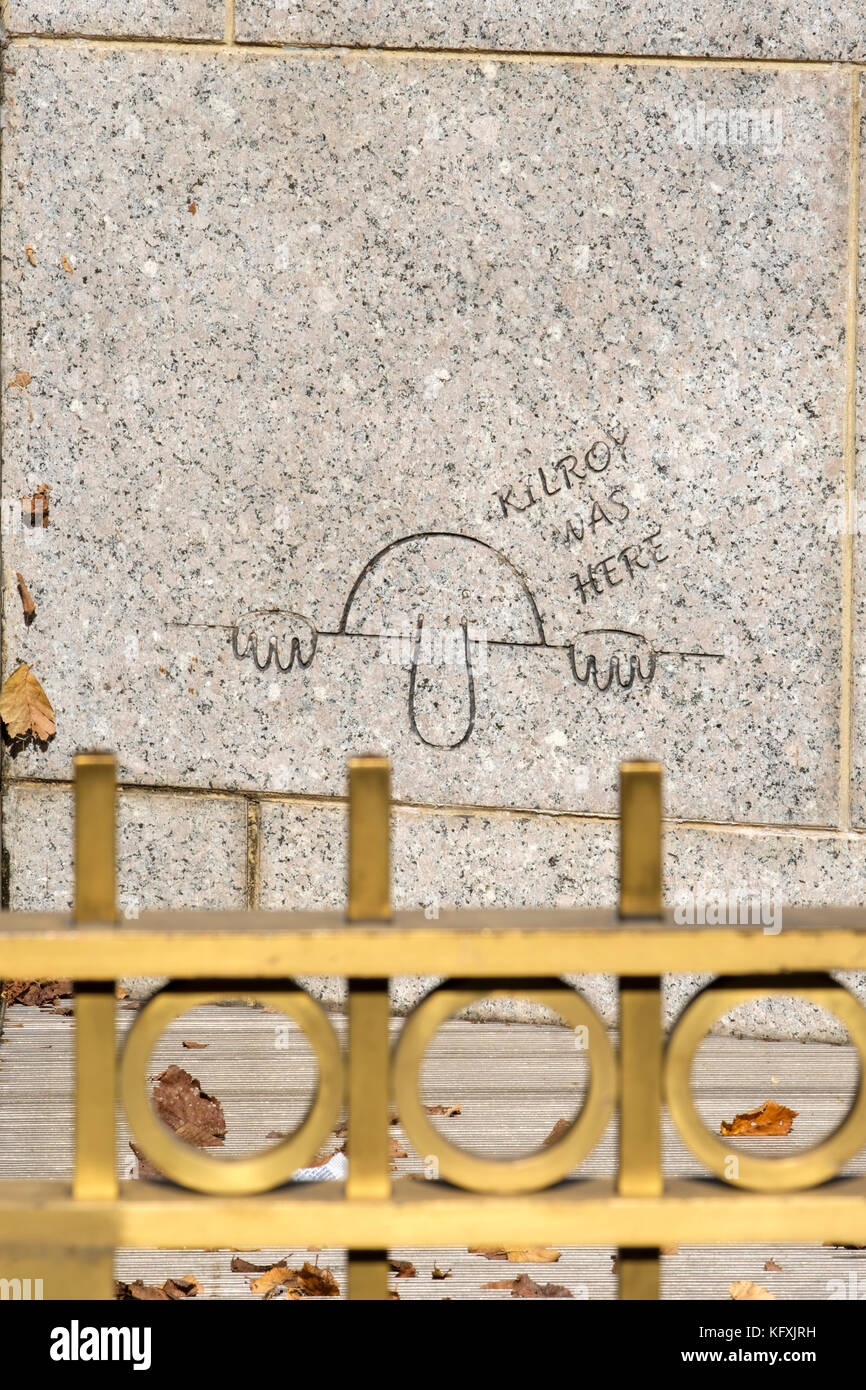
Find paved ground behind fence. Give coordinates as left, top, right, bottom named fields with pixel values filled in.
left=1, top=1002, right=863, bottom=1300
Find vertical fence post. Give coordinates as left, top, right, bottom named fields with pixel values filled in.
left=617, top=760, right=663, bottom=1300
left=74, top=754, right=118, bottom=1205
left=346, top=756, right=392, bottom=1300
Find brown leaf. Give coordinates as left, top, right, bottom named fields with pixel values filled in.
left=20, top=483, right=50, bottom=527
left=249, top=1261, right=339, bottom=1298
left=730, top=1280, right=775, bottom=1301
left=163, top=1276, right=202, bottom=1299
left=0, top=663, right=55, bottom=741
left=469, top=1245, right=561, bottom=1263
left=25, top=246, right=36, bottom=267
left=431, top=1265, right=452, bottom=1280
left=115, top=1275, right=201, bottom=1301
left=188, top=201, right=197, bottom=214
left=249, top=1264, right=292, bottom=1296
left=510, top=1273, right=573, bottom=1299
left=60, top=254, right=74, bottom=273
left=2, top=979, right=71, bottom=1006
left=292, top=1263, right=339, bottom=1297
left=720, top=1100, right=798, bottom=1137
left=425, top=1103, right=462, bottom=1117
left=543, top=1118, right=570, bottom=1145
left=150, top=1064, right=226, bottom=1147
left=7, top=369, right=32, bottom=390
left=181, top=1039, right=208, bottom=1048
left=129, top=1065, right=226, bottom=1178
left=389, top=1260, right=416, bottom=1278
left=231, top=1256, right=276, bottom=1273
left=764, top=1259, right=782, bottom=1272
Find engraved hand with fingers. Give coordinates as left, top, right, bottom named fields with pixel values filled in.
left=231, top=610, right=318, bottom=673
left=569, top=628, right=657, bottom=692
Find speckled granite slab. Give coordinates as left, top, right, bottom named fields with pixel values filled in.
left=0, top=47, right=849, bottom=824
left=235, top=1, right=866, bottom=62
left=850, top=90, right=866, bottom=829
left=3, top=0, right=224, bottom=38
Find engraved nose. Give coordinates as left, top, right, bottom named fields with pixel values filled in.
left=407, top=617, right=476, bottom=749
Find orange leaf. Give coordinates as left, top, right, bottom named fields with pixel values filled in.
left=720, top=1099, right=797, bottom=1137
left=0, top=663, right=56, bottom=741
left=469, top=1245, right=561, bottom=1263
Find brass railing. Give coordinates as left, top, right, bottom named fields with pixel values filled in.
left=2, top=753, right=866, bottom=1299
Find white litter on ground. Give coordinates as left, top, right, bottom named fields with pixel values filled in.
left=292, top=1151, right=348, bottom=1183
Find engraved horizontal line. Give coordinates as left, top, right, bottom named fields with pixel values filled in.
left=5, top=34, right=864, bottom=73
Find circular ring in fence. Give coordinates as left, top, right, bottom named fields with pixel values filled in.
left=393, top=978, right=616, bottom=1193
left=665, top=975, right=866, bottom=1192
left=120, top=981, right=344, bottom=1194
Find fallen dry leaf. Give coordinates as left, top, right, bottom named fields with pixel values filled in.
left=720, top=1100, right=798, bottom=1137
left=730, top=1280, right=775, bottom=1301
left=0, top=663, right=55, bottom=742
left=2, top=979, right=72, bottom=1006
left=543, top=1118, right=570, bottom=1145
left=510, top=1273, right=573, bottom=1299
left=764, top=1259, right=782, bottom=1272
left=425, top=1104, right=462, bottom=1117
left=7, top=369, right=32, bottom=390
left=469, top=1245, right=561, bottom=1264
left=25, top=246, right=36, bottom=267
left=181, top=1040, right=208, bottom=1049
left=231, top=1256, right=276, bottom=1273
left=249, top=1261, right=339, bottom=1298
left=249, top=1264, right=292, bottom=1296
left=20, top=483, right=50, bottom=527
left=129, top=1064, right=225, bottom=1178
left=188, top=201, right=197, bottom=214
left=116, top=1275, right=201, bottom=1301
left=389, top=1260, right=416, bottom=1278
left=15, top=574, right=36, bottom=626
left=60, top=254, right=74, bottom=274
left=149, top=1064, right=225, bottom=1146
left=431, top=1265, right=452, bottom=1280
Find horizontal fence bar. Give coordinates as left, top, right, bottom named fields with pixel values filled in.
left=2, top=909, right=866, bottom=976
left=2, top=1177, right=866, bottom=1249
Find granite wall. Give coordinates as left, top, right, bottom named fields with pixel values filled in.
left=1, top=3, right=865, bottom=1037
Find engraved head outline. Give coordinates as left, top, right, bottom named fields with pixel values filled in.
left=338, top=531, right=546, bottom=749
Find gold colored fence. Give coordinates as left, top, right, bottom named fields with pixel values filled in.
left=2, top=753, right=866, bottom=1300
